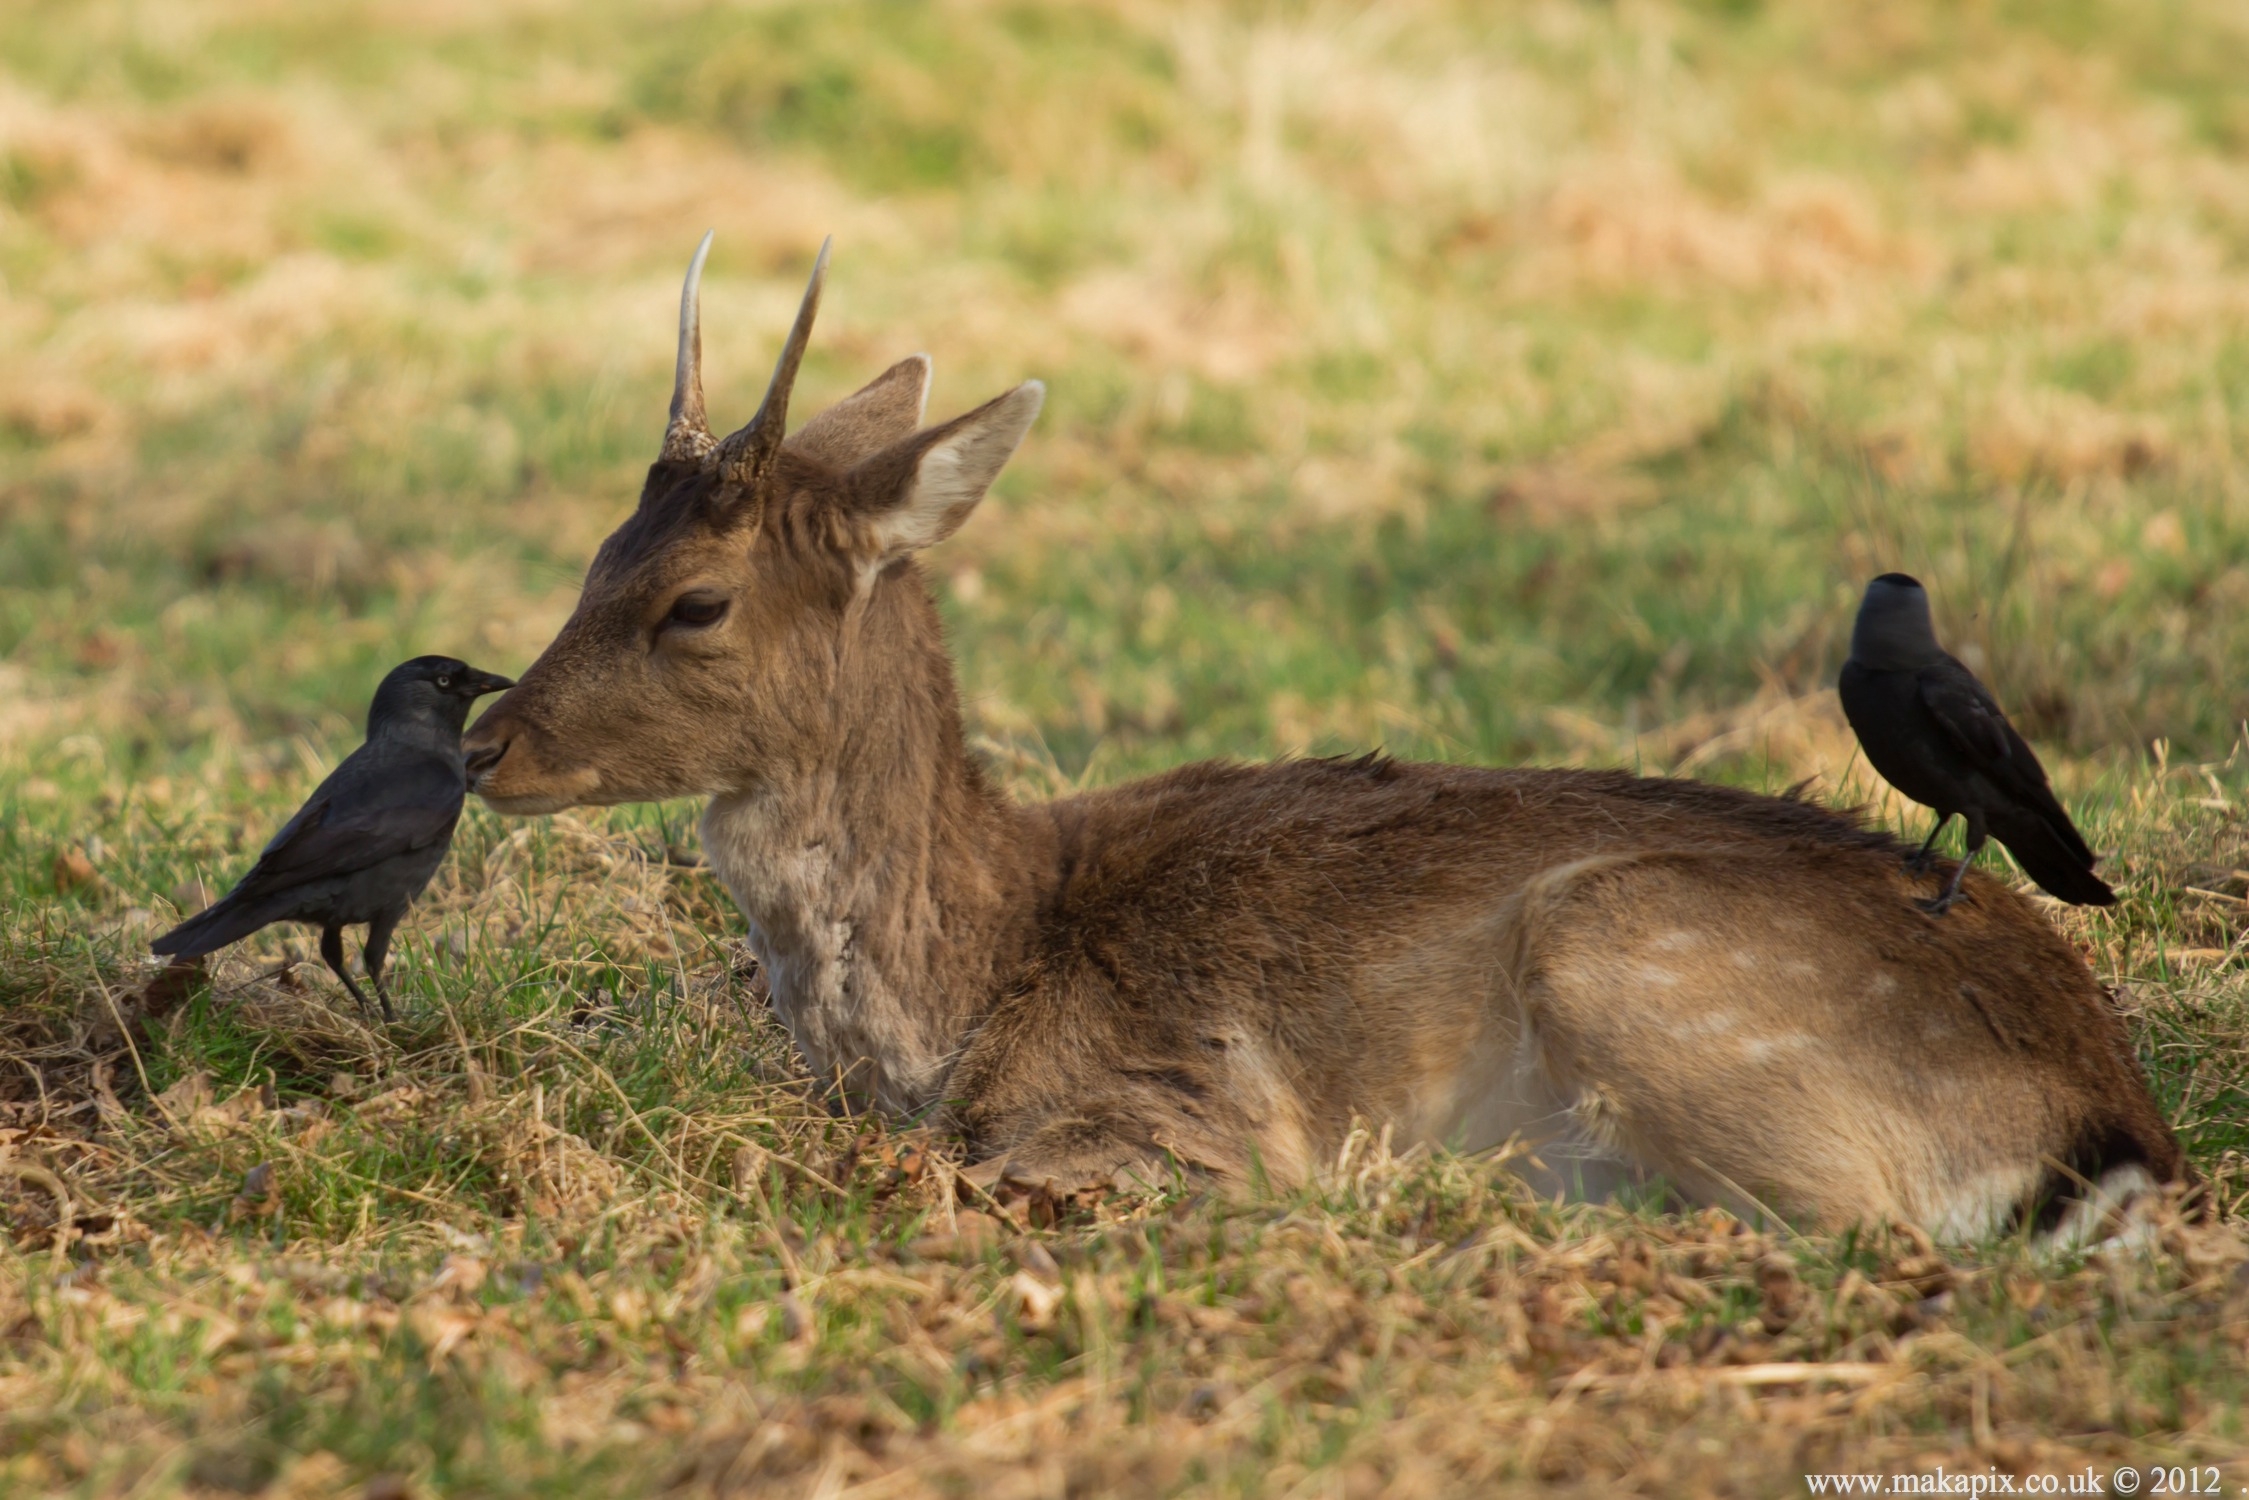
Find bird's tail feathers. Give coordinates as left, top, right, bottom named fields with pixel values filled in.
left=2024, top=782, right=2098, bottom=868
left=150, top=889, right=284, bottom=957
left=1990, top=810, right=2116, bottom=907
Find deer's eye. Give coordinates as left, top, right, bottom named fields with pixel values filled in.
left=665, top=593, right=729, bottom=629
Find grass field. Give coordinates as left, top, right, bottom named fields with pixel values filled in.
left=8, top=0, right=2249, bottom=1492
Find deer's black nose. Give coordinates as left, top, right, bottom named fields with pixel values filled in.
left=464, top=742, right=506, bottom=780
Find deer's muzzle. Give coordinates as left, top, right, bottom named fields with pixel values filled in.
left=460, top=701, right=607, bottom=813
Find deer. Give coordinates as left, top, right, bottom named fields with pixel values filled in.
left=462, top=236, right=2184, bottom=1244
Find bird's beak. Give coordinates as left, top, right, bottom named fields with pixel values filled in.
left=469, top=671, right=517, bottom=698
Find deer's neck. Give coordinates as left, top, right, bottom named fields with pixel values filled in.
left=697, top=587, right=1048, bottom=1114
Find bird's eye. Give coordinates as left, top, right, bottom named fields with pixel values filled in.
left=436, top=674, right=453, bottom=689
left=666, top=594, right=729, bottom=629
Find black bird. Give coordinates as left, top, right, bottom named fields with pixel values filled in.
left=151, top=656, right=515, bottom=1018
left=1838, top=573, right=2113, bottom=914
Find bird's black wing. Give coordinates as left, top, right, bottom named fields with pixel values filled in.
left=231, top=752, right=465, bottom=893
left=1916, top=657, right=2097, bottom=868
left=1913, top=659, right=2015, bottom=772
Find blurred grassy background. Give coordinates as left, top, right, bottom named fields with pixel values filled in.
left=8, top=0, right=2249, bottom=797
left=11, top=2, right=2249, bottom=1493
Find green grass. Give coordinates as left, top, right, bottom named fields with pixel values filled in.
left=7, top=0, right=2249, bottom=1492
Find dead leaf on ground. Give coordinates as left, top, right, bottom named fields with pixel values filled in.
left=139, top=957, right=207, bottom=1019
left=52, top=847, right=99, bottom=893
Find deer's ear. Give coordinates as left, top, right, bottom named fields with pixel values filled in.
left=847, top=382, right=1043, bottom=561
left=787, top=354, right=932, bottom=470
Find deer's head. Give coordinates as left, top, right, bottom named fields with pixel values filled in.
left=463, top=236, right=1043, bottom=813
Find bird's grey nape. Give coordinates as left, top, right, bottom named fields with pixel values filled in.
left=1850, top=574, right=1945, bottom=670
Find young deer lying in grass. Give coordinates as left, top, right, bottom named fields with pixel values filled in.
left=465, top=239, right=2182, bottom=1242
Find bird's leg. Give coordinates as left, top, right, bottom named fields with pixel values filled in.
left=319, top=922, right=381, bottom=1020
left=362, top=907, right=402, bottom=1024
left=1906, top=813, right=1952, bottom=874
left=1919, top=814, right=1987, bottom=915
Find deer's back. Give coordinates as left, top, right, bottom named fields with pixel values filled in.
left=1035, top=755, right=1907, bottom=965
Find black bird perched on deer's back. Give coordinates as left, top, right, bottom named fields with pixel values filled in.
left=1838, top=573, right=2113, bottom=914
left=151, top=656, right=515, bottom=1018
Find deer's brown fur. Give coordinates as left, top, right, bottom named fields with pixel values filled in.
left=464, top=244, right=2181, bottom=1240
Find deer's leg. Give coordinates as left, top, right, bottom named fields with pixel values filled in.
left=959, top=1109, right=1180, bottom=1197
left=951, top=1040, right=1281, bottom=1197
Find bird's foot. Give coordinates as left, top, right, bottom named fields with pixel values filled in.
left=331, top=971, right=388, bottom=1025
left=1903, top=849, right=1938, bottom=875
left=1916, top=881, right=1970, bottom=917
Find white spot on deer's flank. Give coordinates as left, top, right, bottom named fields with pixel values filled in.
left=1741, top=1034, right=1813, bottom=1063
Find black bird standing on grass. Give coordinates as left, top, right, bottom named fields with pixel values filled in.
left=1838, top=573, right=2114, bottom=914
left=151, top=656, right=515, bottom=1019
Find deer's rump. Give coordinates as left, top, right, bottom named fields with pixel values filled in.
left=946, top=757, right=2180, bottom=1237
